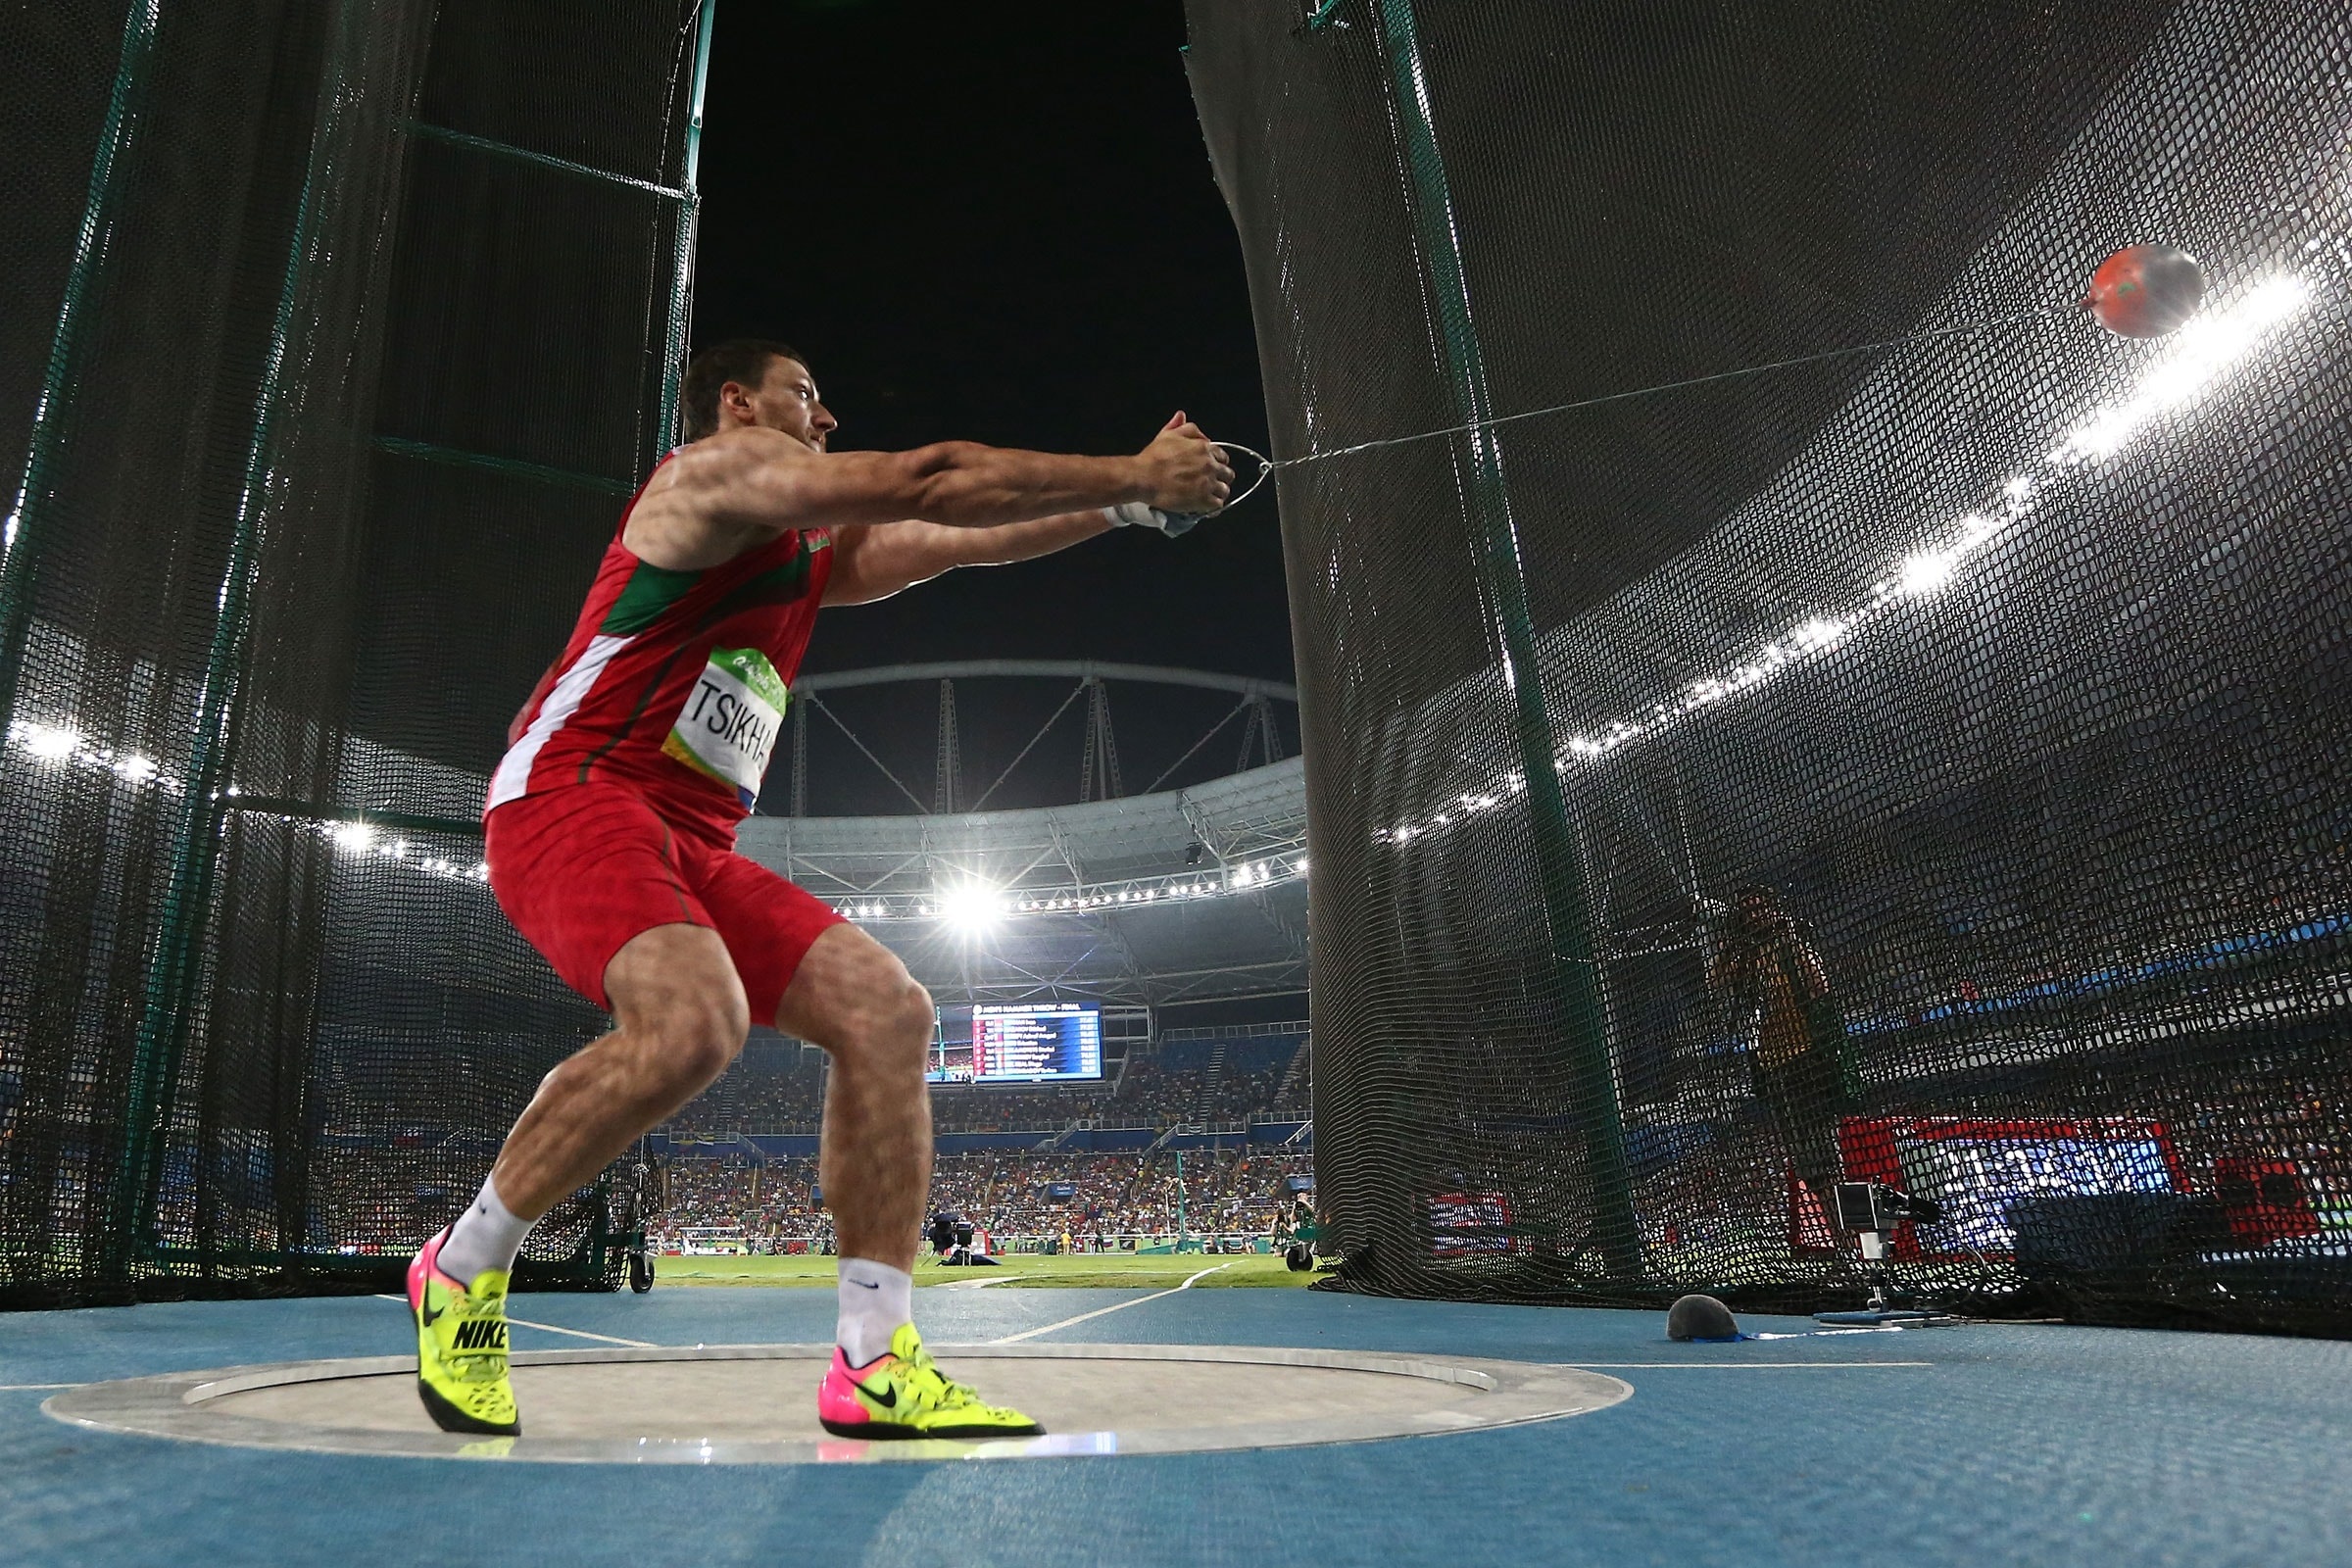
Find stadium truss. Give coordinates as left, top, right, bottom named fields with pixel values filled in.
left=0, top=661, right=1308, bottom=1020
left=782, top=659, right=1296, bottom=816
left=748, top=662, right=1308, bottom=1008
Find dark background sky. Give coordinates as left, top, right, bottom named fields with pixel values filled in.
left=694, top=0, right=1291, bottom=812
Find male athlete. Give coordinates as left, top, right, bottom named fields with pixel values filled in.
left=406, top=339, right=1232, bottom=1438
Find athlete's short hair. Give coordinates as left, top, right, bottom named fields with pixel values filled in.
left=681, top=338, right=811, bottom=440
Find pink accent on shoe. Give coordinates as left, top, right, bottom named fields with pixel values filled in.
left=407, top=1226, right=457, bottom=1315
left=818, top=1346, right=894, bottom=1430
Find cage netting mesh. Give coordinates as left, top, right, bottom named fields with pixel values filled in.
left=1187, top=0, right=2352, bottom=1334
left=0, top=0, right=709, bottom=1307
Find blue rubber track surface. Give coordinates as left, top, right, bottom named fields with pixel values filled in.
left=3, top=1287, right=2349, bottom=1566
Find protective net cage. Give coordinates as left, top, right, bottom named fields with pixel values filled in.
left=1, top=0, right=711, bottom=1307
left=1188, top=0, right=2352, bottom=1335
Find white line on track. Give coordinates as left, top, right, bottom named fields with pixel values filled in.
left=941, top=1274, right=1030, bottom=1290
left=374, top=1293, right=656, bottom=1348
left=0, top=1384, right=78, bottom=1392
left=989, top=1262, right=1233, bottom=1345
left=1554, top=1360, right=1932, bottom=1369
left=507, top=1316, right=657, bottom=1348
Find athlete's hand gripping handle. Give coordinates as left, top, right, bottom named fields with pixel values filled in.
left=1107, top=413, right=1232, bottom=536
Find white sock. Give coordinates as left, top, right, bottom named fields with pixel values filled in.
left=437, top=1173, right=533, bottom=1288
left=836, top=1257, right=913, bottom=1366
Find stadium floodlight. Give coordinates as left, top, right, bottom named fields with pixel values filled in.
left=1788, top=617, right=1847, bottom=652
left=2051, top=274, right=2307, bottom=465
left=17, top=721, right=80, bottom=760
left=0, top=714, right=502, bottom=891
left=1370, top=270, right=2314, bottom=855
left=937, top=880, right=1004, bottom=932
left=1896, top=549, right=1957, bottom=597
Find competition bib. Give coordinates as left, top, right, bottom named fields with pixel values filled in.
left=662, top=646, right=788, bottom=808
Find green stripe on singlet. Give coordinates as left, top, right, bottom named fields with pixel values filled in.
left=702, top=550, right=813, bottom=622
left=600, top=560, right=702, bottom=634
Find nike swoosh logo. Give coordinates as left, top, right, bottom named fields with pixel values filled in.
left=861, top=1380, right=897, bottom=1409
left=419, top=1296, right=443, bottom=1327
left=849, top=1279, right=879, bottom=1289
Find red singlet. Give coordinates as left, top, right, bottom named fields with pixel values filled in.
left=483, top=459, right=847, bottom=1015
left=488, top=457, right=831, bottom=835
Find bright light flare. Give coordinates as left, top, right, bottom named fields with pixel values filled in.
left=2052, top=275, right=2309, bottom=466
left=937, top=881, right=1004, bottom=931
left=1897, top=550, right=1957, bottom=596
left=1392, top=272, right=2314, bottom=855
left=17, top=721, right=80, bottom=760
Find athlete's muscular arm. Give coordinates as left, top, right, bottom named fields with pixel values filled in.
left=821, top=510, right=1114, bottom=607
left=625, top=417, right=1229, bottom=572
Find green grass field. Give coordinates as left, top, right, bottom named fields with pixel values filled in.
left=654, top=1250, right=1315, bottom=1290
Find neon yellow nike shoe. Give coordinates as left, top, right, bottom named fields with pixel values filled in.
left=817, top=1323, right=1042, bottom=1440
left=406, top=1227, right=520, bottom=1436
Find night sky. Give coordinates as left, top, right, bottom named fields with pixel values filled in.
left=693, top=1, right=1289, bottom=811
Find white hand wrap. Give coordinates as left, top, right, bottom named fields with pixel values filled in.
left=1102, top=502, right=1202, bottom=538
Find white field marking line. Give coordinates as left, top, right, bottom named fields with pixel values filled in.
left=0, top=1384, right=78, bottom=1392
left=989, top=1262, right=1233, bottom=1345
left=941, top=1274, right=1031, bottom=1290
left=506, top=1316, right=657, bottom=1348
left=374, top=1292, right=656, bottom=1348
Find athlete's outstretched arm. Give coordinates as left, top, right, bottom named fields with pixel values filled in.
left=667, top=417, right=1224, bottom=539
left=821, top=510, right=1116, bottom=607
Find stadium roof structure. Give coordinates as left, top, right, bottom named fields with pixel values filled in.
left=780, top=659, right=1296, bottom=818
left=740, top=662, right=1308, bottom=1007
left=107, top=660, right=1307, bottom=1016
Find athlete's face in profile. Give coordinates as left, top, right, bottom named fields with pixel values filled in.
left=736, top=356, right=837, bottom=452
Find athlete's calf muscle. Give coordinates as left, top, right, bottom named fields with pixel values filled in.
left=783, top=924, right=933, bottom=1270
left=488, top=924, right=746, bottom=1220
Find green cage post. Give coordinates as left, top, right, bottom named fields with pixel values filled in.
left=1371, top=0, right=1642, bottom=1281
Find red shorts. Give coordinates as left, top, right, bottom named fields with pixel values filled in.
left=486, top=782, right=847, bottom=1020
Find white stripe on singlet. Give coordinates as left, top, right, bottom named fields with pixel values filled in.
left=486, top=632, right=633, bottom=812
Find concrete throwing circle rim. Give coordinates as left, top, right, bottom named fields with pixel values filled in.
left=44, top=1343, right=1631, bottom=1464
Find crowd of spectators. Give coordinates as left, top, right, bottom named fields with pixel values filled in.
left=1089, top=1034, right=1310, bottom=1128
left=1190, top=1036, right=1307, bottom=1124
left=924, top=1151, right=1142, bottom=1238
left=649, top=1155, right=831, bottom=1250
left=928, top=1085, right=1114, bottom=1132
left=312, top=1188, right=433, bottom=1255
left=658, top=1031, right=1313, bottom=1141
left=675, top=1046, right=828, bottom=1133
left=1102, top=1054, right=1200, bottom=1125
left=644, top=1146, right=1318, bottom=1252
left=1268, top=1042, right=1312, bottom=1119
left=1121, top=1148, right=1237, bottom=1234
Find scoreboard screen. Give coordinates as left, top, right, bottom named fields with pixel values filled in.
left=969, top=1002, right=1102, bottom=1084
